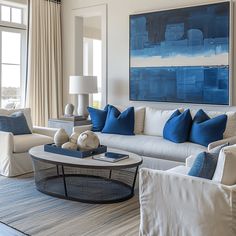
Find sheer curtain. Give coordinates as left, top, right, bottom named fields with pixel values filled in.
left=26, top=0, right=63, bottom=126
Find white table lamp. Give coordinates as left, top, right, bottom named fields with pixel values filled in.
left=69, top=76, right=98, bottom=117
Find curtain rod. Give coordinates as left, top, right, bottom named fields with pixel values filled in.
left=47, top=0, right=61, bottom=3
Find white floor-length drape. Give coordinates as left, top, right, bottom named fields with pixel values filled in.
left=26, top=0, right=63, bottom=126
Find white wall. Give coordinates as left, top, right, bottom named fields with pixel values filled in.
left=62, top=0, right=236, bottom=112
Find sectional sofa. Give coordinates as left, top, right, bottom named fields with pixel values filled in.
left=74, top=107, right=236, bottom=170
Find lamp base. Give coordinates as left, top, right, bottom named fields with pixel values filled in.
left=77, top=94, right=89, bottom=117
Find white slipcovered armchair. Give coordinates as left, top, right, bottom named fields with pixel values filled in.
left=139, top=163, right=236, bottom=235
left=0, top=108, right=58, bottom=177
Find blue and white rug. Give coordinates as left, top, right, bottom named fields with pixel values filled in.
left=0, top=174, right=139, bottom=236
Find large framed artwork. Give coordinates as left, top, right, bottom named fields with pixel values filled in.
left=129, top=2, right=232, bottom=105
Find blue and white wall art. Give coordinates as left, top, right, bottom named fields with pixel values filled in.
left=129, top=2, right=231, bottom=105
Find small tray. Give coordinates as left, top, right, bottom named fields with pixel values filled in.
left=44, top=144, right=107, bottom=158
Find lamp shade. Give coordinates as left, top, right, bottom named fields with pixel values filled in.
left=69, top=76, right=98, bottom=94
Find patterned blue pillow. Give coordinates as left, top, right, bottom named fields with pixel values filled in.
left=0, top=112, right=31, bottom=135
left=188, top=143, right=228, bottom=179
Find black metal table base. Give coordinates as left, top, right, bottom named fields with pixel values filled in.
left=36, top=171, right=138, bottom=204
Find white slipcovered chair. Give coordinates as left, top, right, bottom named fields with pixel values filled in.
left=139, top=149, right=236, bottom=236
left=0, top=108, right=57, bottom=177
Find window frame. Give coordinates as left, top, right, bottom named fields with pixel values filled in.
left=0, top=3, right=27, bottom=108
left=0, top=4, right=26, bottom=30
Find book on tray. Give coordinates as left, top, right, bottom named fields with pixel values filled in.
left=92, top=152, right=129, bottom=162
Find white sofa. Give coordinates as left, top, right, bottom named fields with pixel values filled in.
left=0, top=108, right=57, bottom=177
left=74, top=107, right=236, bottom=170
left=139, top=147, right=236, bottom=236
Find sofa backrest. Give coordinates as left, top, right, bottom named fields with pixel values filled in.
left=0, top=108, right=33, bottom=132
left=143, top=107, right=184, bottom=136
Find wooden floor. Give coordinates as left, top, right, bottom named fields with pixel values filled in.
left=0, top=223, right=26, bottom=236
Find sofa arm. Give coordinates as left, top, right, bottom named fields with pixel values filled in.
left=139, top=168, right=236, bottom=236
left=73, top=125, right=92, bottom=135
left=33, top=126, right=59, bottom=138
left=208, top=136, right=236, bottom=151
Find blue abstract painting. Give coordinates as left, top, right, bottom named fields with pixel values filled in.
left=129, top=2, right=230, bottom=105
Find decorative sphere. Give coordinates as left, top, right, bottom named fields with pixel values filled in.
left=77, top=130, right=100, bottom=151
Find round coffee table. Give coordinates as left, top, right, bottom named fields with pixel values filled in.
left=29, top=146, right=143, bottom=204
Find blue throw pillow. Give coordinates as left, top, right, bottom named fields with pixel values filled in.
left=188, top=143, right=228, bottom=179
left=0, top=112, right=31, bottom=135
left=87, top=105, right=109, bottom=132
left=163, top=109, right=192, bottom=143
left=189, top=109, right=227, bottom=147
left=102, top=105, right=135, bottom=135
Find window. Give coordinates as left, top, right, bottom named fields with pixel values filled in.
left=0, top=3, right=27, bottom=108
left=83, top=38, right=102, bottom=108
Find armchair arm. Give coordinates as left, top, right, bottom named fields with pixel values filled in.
left=139, top=168, right=236, bottom=236
left=73, top=125, right=92, bottom=135
left=33, top=126, right=59, bottom=138
left=0, top=131, right=14, bottom=155
left=208, top=136, right=236, bottom=151
left=186, top=155, right=196, bottom=168
left=0, top=131, right=14, bottom=176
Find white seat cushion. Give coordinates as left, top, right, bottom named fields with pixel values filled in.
left=13, top=133, right=53, bottom=153
left=213, top=144, right=236, bottom=185
left=96, top=133, right=206, bottom=162
left=167, top=166, right=190, bottom=175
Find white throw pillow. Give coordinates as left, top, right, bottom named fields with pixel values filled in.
left=190, top=110, right=236, bottom=138
left=0, top=108, right=33, bottom=132
left=213, top=144, right=236, bottom=185
left=144, top=107, right=183, bottom=136
left=114, top=105, right=145, bottom=134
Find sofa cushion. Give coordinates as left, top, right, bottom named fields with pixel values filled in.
left=189, top=109, right=227, bottom=147
left=144, top=107, right=183, bottom=136
left=102, top=106, right=135, bottom=135
left=191, top=110, right=236, bottom=138
left=213, top=144, right=236, bottom=185
left=96, top=133, right=206, bottom=163
left=13, top=134, right=53, bottom=153
left=0, top=112, right=31, bottom=135
left=163, top=109, right=192, bottom=143
left=87, top=105, right=109, bottom=132
left=0, top=108, right=33, bottom=132
left=115, top=105, right=145, bottom=134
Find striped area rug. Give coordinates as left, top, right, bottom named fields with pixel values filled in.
left=0, top=174, right=140, bottom=236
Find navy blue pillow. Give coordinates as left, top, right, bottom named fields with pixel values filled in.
left=163, top=109, right=192, bottom=143
left=188, top=143, right=228, bottom=179
left=87, top=105, right=109, bottom=132
left=0, top=112, right=31, bottom=135
left=189, top=109, right=227, bottom=147
left=102, top=105, right=135, bottom=135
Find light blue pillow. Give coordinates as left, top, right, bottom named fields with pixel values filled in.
left=163, top=109, right=192, bottom=143
left=188, top=143, right=229, bottom=179
left=102, top=105, right=135, bottom=135
left=189, top=109, right=227, bottom=147
left=0, top=112, right=31, bottom=135
left=87, top=105, right=109, bottom=132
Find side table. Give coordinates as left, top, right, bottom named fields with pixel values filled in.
left=48, top=118, right=91, bottom=135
